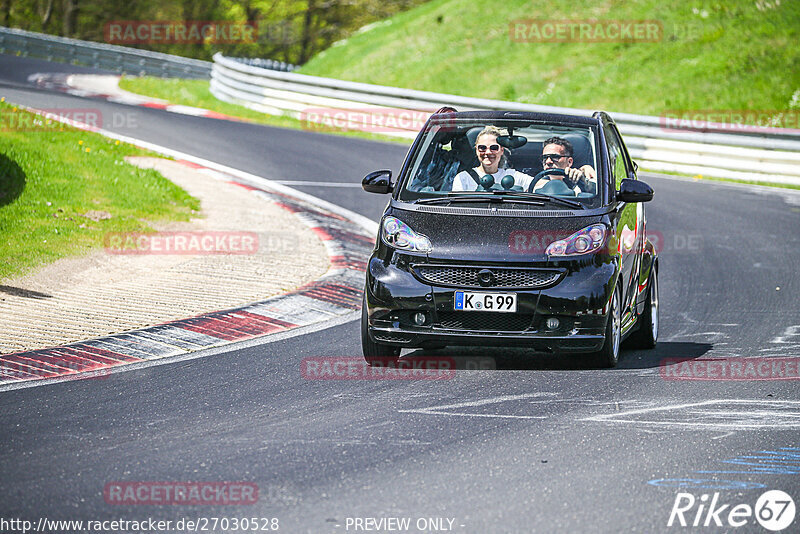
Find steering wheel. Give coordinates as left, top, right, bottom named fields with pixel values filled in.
left=527, top=168, right=568, bottom=193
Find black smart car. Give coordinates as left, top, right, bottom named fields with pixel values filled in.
left=361, top=109, right=658, bottom=367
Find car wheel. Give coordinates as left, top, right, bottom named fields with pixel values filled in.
left=594, top=285, right=622, bottom=368
left=361, top=294, right=401, bottom=366
left=628, top=269, right=658, bottom=349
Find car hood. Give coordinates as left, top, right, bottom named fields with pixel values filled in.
left=389, top=206, right=604, bottom=263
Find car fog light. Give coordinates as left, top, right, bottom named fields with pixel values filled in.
left=546, top=317, right=560, bottom=330
left=414, top=312, right=427, bottom=326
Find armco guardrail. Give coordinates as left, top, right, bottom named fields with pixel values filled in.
left=211, top=53, right=800, bottom=185
left=232, top=57, right=297, bottom=73
left=0, top=26, right=212, bottom=78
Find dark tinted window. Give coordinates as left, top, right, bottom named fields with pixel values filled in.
left=604, top=125, right=629, bottom=190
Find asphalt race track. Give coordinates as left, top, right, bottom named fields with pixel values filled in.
left=1, top=54, right=800, bottom=533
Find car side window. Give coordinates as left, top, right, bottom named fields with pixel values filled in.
left=604, top=127, right=628, bottom=190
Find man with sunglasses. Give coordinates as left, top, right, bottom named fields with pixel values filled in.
left=451, top=126, right=536, bottom=191
left=532, top=136, right=597, bottom=193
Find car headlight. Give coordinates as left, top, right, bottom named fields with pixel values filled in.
left=381, top=216, right=432, bottom=253
left=546, top=224, right=607, bottom=256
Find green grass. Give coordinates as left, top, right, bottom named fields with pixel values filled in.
left=300, top=0, right=800, bottom=118
left=118, top=77, right=297, bottom=127
left=0, top=102, right=200, bottom=281
left=117, top=77, right=404, bottom=144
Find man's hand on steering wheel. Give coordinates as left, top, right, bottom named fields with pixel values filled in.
left=565, top=165, right=597, bottom=191
left=565, top=165, right=596, bottom=182
left=579, top=165, right=596, bottom=181
left=565, top=166, right=584, bottom=182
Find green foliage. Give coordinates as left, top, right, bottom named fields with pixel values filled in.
left=0, top=102, right=199, bottom=280
left=2, top=0, right=426, bottom=64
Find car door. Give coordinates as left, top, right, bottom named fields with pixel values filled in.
left=614, top=123, right=650, bottom=314
left=604, top=124, right=641, bottom=329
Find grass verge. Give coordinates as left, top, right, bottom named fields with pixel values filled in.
left=300, top=0, right=800, bottom=119
left=0, top=102, right=200, bottom=281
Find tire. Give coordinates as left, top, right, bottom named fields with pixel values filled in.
left=594, top=285, right=622, bottom=368
left=361, top=294, right=401, bottom=365
left=628, top=269, right=659, bottom=349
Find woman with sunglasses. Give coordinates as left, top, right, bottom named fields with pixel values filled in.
left=451, top=126, right=536, bottom=192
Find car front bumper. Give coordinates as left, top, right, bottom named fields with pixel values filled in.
left=365, top=256, right=617, bottom=354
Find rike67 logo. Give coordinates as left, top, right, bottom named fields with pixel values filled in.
left=668, top=490, right=795, bottom=531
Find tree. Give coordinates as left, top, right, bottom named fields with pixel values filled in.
left=62, top=0, right=78, bottom=37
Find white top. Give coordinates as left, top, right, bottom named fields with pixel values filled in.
left=452, top=168, right=535, bottom=192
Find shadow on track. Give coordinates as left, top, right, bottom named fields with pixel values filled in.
left=402, top=341, right=713, bottom=371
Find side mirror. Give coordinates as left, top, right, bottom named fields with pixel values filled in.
left=617, top=179, right=653, bottom=203
left=362, top=170, right=393, bottom=194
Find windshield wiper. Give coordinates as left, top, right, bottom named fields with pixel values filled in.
left=414, top=194, right=545, bottom=207
left=487, top=190, right=585, bottom=209
left=415, top=191, right=584, bottom=209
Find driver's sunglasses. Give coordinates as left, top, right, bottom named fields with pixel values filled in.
left=541, top=153, right=566, bottom=163
left=477, top=144, right=501, bottom=152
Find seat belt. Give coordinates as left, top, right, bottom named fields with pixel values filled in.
left=466, top=168, right=483, bottom=189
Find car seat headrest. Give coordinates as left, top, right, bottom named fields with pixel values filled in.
left=560, top=133, right=593, bottom=169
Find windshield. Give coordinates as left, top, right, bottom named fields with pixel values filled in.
left=399, top=118, right=601, bottom=208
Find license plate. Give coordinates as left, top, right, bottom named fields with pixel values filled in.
left=454, top=292, right=517, bottom=312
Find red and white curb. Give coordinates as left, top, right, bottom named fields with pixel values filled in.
left=0, top=161, right=374, bottom=387
left=28, top=72, right=246, bottom=122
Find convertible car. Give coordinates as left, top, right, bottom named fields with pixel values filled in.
left=361, top=109, right=658, bottom=367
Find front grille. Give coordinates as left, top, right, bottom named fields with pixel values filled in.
left=435, top=312, right=534, bottom=332
left=414, top=265, right=561, bottom=289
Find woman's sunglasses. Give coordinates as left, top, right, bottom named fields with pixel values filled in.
left=477, top=144, right=501, bottom=152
